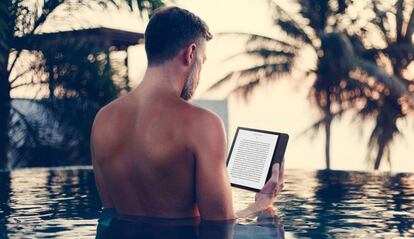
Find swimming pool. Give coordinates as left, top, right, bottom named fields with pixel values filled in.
left=0, top=167, right=413, bottom=238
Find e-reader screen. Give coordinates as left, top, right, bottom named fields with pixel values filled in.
left=226, top=127, right=289, bottom=191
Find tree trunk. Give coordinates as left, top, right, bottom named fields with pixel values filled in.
left=0, top=64, right=11, bottom=169
left=324, top=114, right=332, bottom=170
left=324, top=97, right=332, bottom=170
left=0, top=0, right=13, bottom=169
left=374, top=142, right=386, bottom=170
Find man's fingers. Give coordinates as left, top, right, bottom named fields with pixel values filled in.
left=272, top=163, right=280, bottom=175
left=278, top=159, right=285, bottom=193
left=270, top=163, right=280, bottom=183
left=277, top=183, right=284, bottom=192
left=257, top=163, right=284, bottom=196
left=279, top=159, right=285, bottom=181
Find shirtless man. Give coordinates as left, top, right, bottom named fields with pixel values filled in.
left=91, top=6, right=284, bottom=221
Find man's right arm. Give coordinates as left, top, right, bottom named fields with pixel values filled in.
left=190, top=108, right=285, bottom=220
left=191, top=109, right=235, bottom=220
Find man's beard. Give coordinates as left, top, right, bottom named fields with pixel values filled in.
left=180, top=60, right=199, bottom=101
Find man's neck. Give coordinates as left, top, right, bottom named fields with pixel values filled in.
left=135, top=62, right=186, bottom=99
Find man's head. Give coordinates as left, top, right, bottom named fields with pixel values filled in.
left=144, top=7, right=212, bottom=100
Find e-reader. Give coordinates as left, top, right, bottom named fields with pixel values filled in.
left=226, top=127, right=289, bottom=192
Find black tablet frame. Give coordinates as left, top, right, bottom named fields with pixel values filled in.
left=226, top=127, right=289, bottom=192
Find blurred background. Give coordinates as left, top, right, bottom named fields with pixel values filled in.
left=1, top=0, right=413, bottom=172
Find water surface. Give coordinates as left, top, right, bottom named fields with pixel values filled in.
left=1, top=167, right=413, bottom=238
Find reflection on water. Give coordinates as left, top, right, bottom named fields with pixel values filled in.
left=95, top=208, right=284, bottom=239
left=0, top=167, right=414, bottom=238
left=0, top=167, right=101, bottom=238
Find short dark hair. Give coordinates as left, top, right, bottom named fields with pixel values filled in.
left=144, top=7, right=212, bottom=66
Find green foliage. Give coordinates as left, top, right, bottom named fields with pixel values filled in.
left=135, top=0, right=165, bottom=17
left=0, top=0, right=167, bottom=168
left=41, top=44, right=120, bottom=102
left=9, top=42, right=121, bottom=167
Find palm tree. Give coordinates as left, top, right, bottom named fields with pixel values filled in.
left=0, top=0, right=166, bottom=169
left=351, top=0, right=414, bottom=169
left=208, top=0, right=413, bottom=170
left=0, top=0, right=62, bottom=168
left=208, top=0, right=360, bottom=170
left=8, top=42, right=121, bottom=167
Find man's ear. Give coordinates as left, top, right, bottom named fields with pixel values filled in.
left=183, top=43, right=197, bottom=66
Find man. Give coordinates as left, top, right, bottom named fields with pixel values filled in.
left=91, top=6, right=284, bottom=221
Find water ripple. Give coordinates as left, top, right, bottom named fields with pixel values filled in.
left=0, top=168, right=414, bottom=238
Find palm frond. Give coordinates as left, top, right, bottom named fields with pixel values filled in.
left=206, top=71, right=236, bottom=92
left=222, top=48, right=295, bottom=63
left=10, top=106, right=41, bottom=148
left=277, top=19, right=313, bottom=45
left=246, top=33, right=300, bottom=50
left=207, top=61, right=292, bottom=93
left=354, top=58, right=408, bottom=97
left=216, top=32, right=297, bottom=50
left=125, top=0, right=165, bottom=17
left=248, top=48, right=295, bottom=60
left=366, top=108, right=401, bottom=169
left=272, top=3, right=314, bottom=46
left=229, top=78, right=261, bottom=100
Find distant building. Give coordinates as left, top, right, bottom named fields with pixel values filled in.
left=191, top=99, right=229, bottom=140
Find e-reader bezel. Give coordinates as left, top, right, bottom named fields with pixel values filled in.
left=226, top=127, right=289, bottom=192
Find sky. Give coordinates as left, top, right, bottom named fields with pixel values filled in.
left=155, top=0, right=414, bottom=173
left=14, top=0, right=414, bottom=172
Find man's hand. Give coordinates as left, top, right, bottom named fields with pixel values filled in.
left=255, top=160, right=285, bottom=205
left=235, top=160, right=285, bottom=218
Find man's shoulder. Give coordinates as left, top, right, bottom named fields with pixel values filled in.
left=184, top=102, right=224, bottom=130
left=92, top=99, right=119, bottom=131
left=90, top=98, right=124, bottom=155
left=184, top=103, right=227, bottom=148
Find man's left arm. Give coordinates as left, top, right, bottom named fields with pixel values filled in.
left=90, top=113, right=115, bottom=209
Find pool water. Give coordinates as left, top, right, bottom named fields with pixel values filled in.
left=0, top=167, right=413, bottom=238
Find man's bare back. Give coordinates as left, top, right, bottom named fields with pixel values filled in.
left=91, top=6, right=283, bottom=221
left=91, top=85, right=233, bottom=219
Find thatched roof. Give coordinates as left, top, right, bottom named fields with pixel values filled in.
left=14, top=27, right=144, bottom=51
